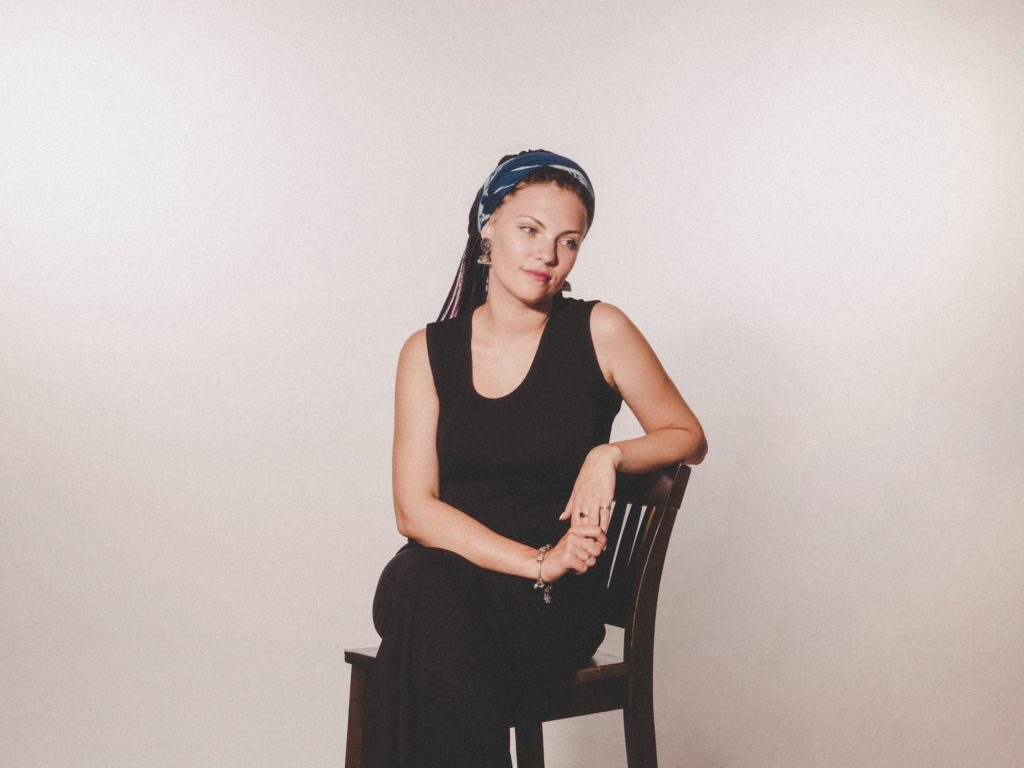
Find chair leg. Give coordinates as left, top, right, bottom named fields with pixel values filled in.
left=623, top=681, right=657, bottom=768
left=345, top=665, right=368, bottom=768
left=514, top=722, right=545, bottom=768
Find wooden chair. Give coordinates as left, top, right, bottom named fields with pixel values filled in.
left=344, top=462, right=691, bottom=768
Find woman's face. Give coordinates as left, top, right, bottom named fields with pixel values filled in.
left=480, top=182, right=588, bottom=309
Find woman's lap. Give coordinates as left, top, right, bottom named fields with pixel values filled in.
left=373, top=543, right=603, bottom=676
left=364, top=543, right=604, bottom=767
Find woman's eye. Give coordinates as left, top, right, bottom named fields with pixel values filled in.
left=520, top=226, right=536, bottom=234
left=560, top=239, right=579, bottom=250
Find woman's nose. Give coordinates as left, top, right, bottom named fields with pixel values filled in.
left=537, top=239, right=557, bottom=263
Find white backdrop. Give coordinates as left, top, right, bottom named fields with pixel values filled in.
left=2, top=1, right=1022, bottom=766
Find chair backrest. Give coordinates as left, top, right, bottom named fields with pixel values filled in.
left=593, top=463, right=691, bottom=661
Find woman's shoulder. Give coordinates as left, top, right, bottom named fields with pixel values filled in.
left=587, top=300, right=633, bottom=335
left=553, top=295, right=636, bottom=342
left=398, top=328, right=428, bottom=367
left=587, top=301, right=649, bottom=362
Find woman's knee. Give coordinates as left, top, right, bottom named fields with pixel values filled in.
left=372, top=546, right=477, bottom=632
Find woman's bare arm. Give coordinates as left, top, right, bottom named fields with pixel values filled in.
left=392, top=330, right=605, bottom=582
left=563, top=302, right=707, bottom=529
left=594, top=302, right=707, bottom=468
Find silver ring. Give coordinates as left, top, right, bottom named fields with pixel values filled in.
left=599, top=504, right=610, bottom=511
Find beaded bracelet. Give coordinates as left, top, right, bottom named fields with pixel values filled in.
left=534, top=544, right=553, bottom=604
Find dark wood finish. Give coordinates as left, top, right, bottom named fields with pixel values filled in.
left=344, top=662, right=367, bottom=768
left=344, top=463, right=691, bottom=767
left=514, top=721, right=545, bottom=768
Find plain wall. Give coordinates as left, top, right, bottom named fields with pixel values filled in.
left=2, top=1, right=1022, bottom=766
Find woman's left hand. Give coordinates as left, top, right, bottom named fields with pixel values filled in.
left=560, top=444, right=621, bottom=533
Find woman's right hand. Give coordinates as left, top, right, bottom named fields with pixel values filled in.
left=540, top=523, right=607, bottom=582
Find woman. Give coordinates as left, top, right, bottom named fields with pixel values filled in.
left=366, top=150, right=707, bottom=767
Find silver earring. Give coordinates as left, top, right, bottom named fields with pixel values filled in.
left=477, top=238, right=492, bottom=266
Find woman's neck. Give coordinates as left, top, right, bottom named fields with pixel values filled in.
left=475, top=294, right=552, bottom=341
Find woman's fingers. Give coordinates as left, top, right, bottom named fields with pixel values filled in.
left=570, top=545, right=597, bottom=568
left=581, top=501, right=611, bottom=533
left=550, top=523, right=609, bottom=577
left=576, top=502, right=597, bottom=526
left=559, top=499, right=573, bottom=522
left=573, top=534, right=604, bottom=559
left=564, top=450, right=618, bottom=530
left=566, top=524, right=605, bottom=549
left=562, top=500, right=601, bottom=527
left=564, top=530, right=605, bottom=574
left=577, top=524, right=607, bottom=551
left=562, top=498, right=612, bottom=532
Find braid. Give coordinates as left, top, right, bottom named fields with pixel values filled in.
left=437, top=193, right=488, bottom=321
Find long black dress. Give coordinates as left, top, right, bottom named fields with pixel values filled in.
left=366, top=296, right=622, bottom=768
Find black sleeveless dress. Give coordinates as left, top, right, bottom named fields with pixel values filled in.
left=366, top=297, right=622, bottom=768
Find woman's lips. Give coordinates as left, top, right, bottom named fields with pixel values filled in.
left=523, top=269, right=551, bottom=283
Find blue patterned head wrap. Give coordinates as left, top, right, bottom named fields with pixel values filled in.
left=476, top=150, right=595, bottom=233
left=438, top=150, right=595, bottom=321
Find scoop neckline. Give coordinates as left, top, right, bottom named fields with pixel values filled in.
left=467, top=307, right=556, bottom=401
